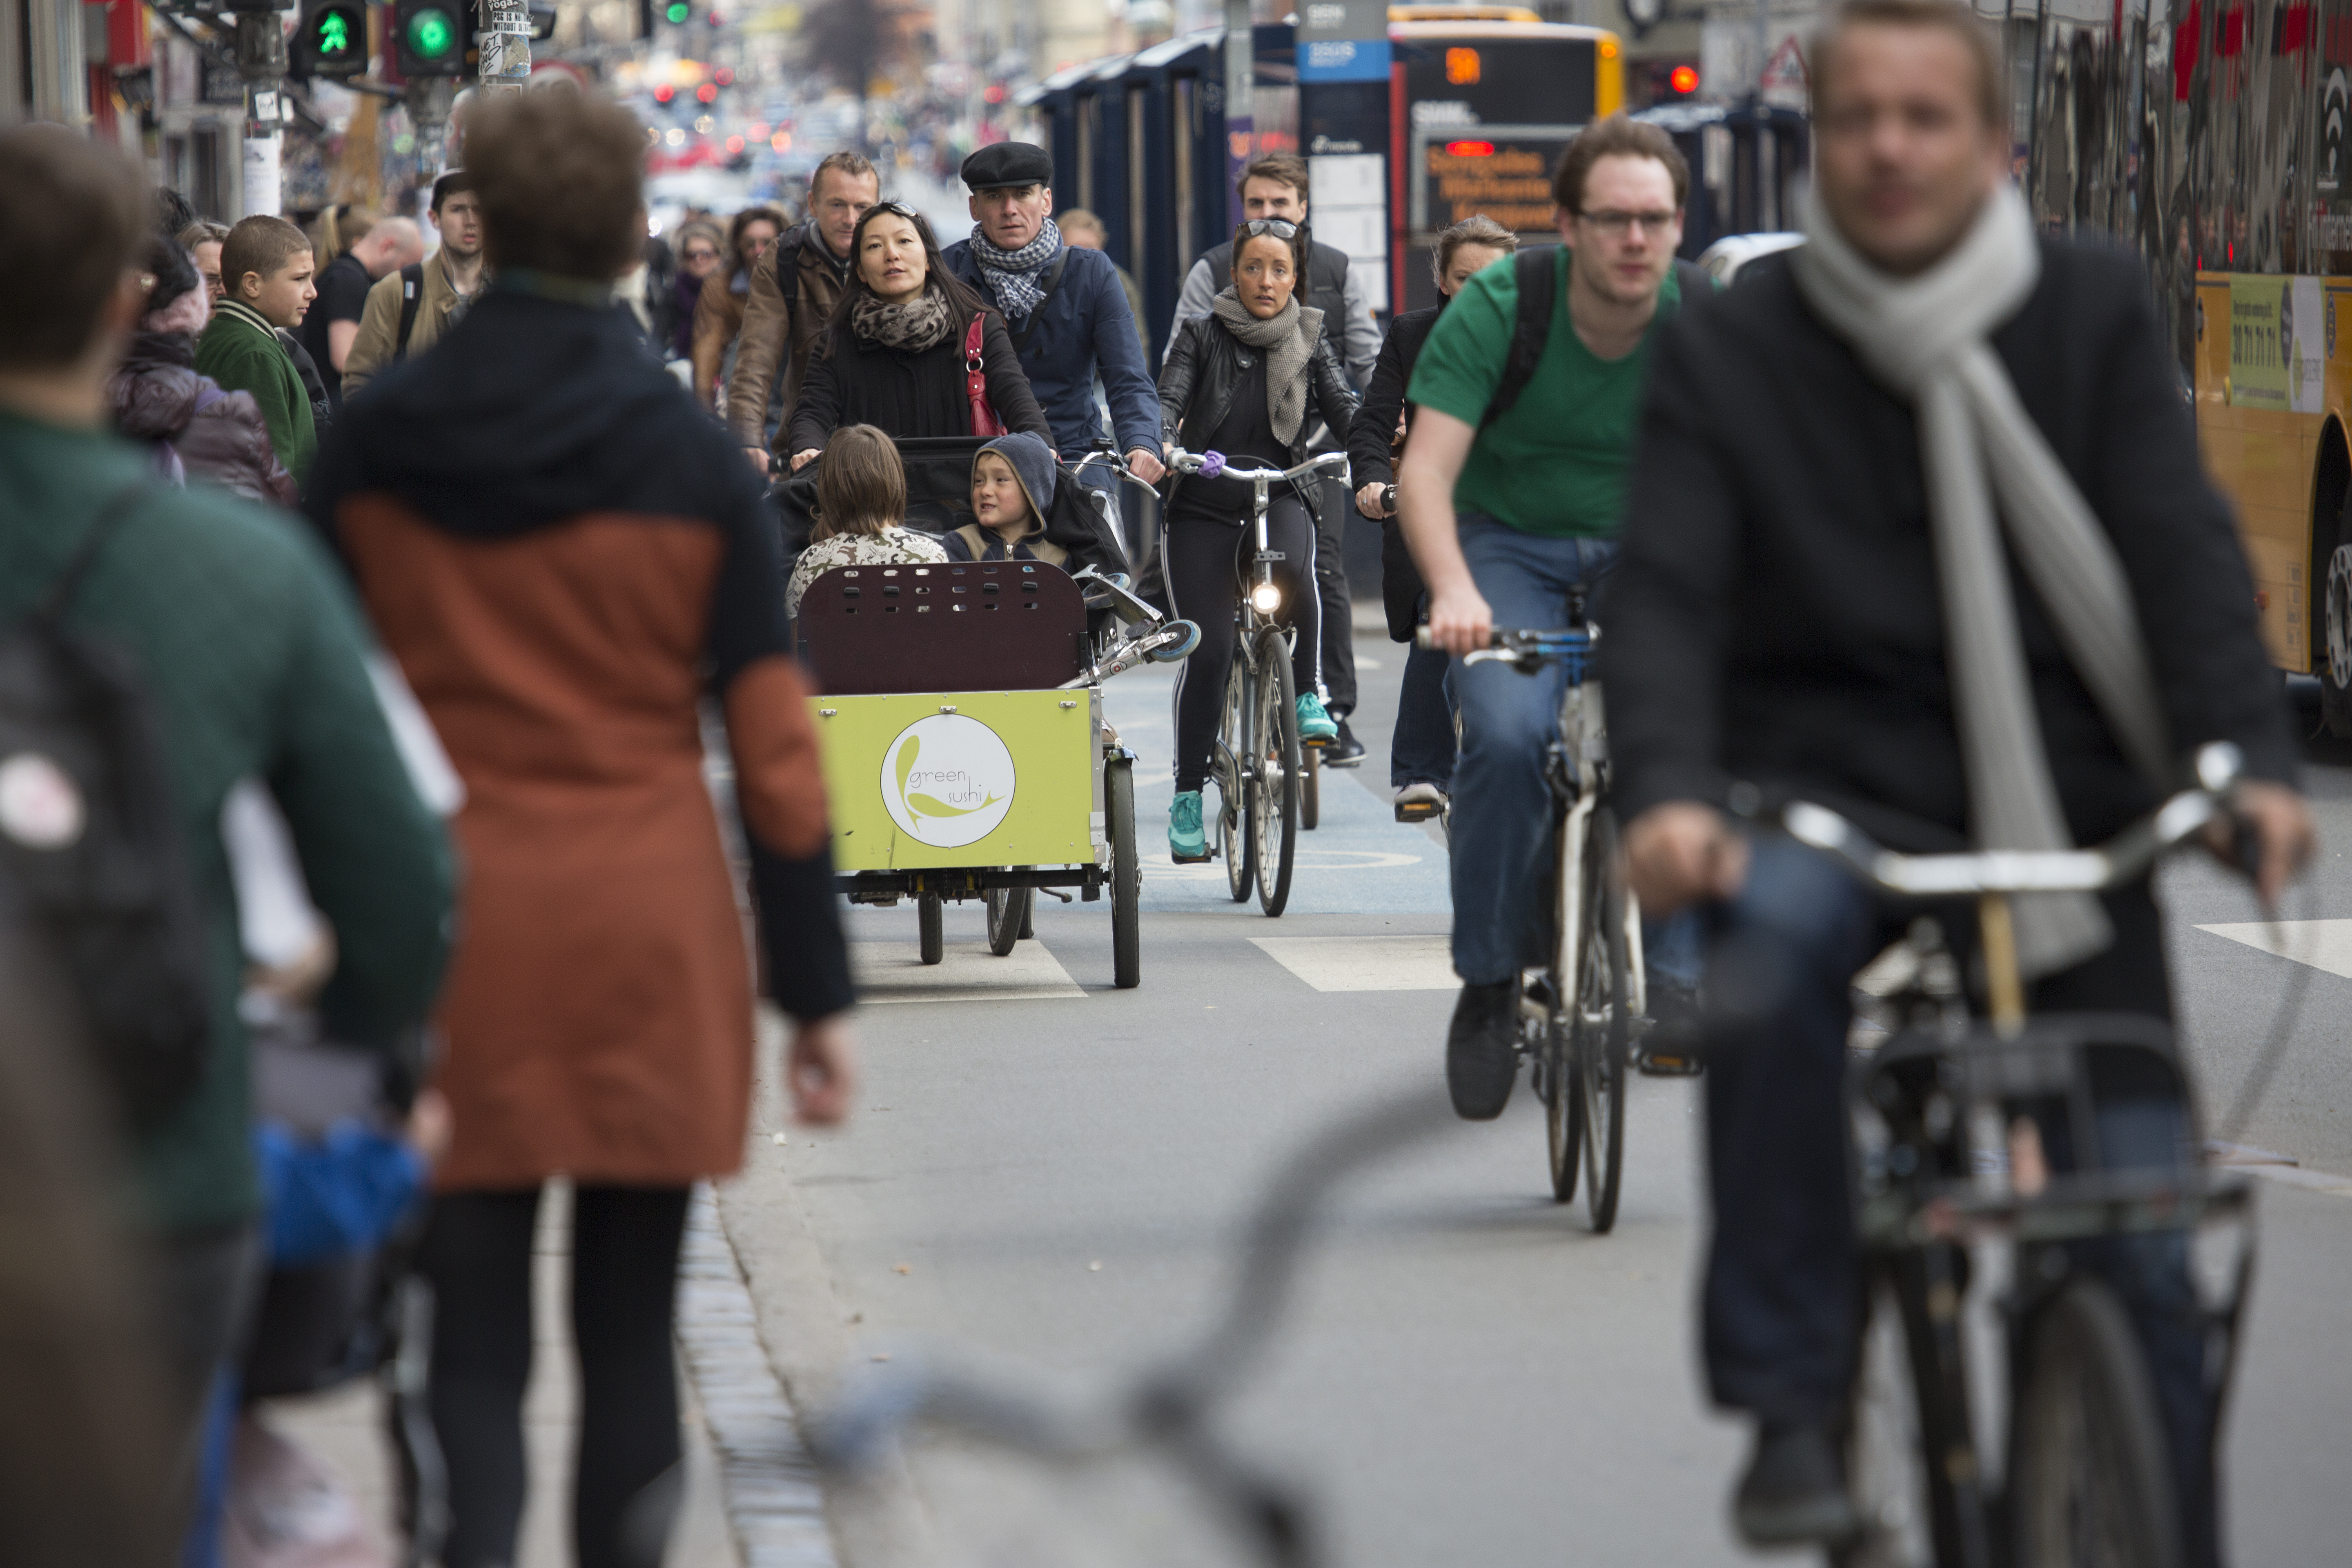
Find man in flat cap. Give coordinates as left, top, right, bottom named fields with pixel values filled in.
left=942, top=142, right=1165, bottom=506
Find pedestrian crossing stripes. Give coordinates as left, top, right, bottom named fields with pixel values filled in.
left=1247, top=934, right=1458, bottom=991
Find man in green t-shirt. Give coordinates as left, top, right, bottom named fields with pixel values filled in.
left=1397, top=115, right=1694, bottom=1120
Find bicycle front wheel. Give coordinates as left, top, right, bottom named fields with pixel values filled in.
left=2011, top=1278, right=2184, bottom=1568
left=985, top=885, right=1031, bottom=957
left=1218, top=653, right=1251, bottom=902
left=1544, top=804, right=1582, bottom=1204
left=1576, top=805, right=1628, bottom=1232
left=1252, top=626, right=1301, bottom=916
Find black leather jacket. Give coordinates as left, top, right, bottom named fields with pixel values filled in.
left=1158, top=311, right=1358, bottom=524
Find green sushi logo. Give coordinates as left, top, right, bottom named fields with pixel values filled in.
left=882, top=715, right=1017, bottom=849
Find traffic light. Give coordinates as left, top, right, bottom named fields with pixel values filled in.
left=1650, top=60, right=1701, bottom=99
left=664, top=0, right=689, bottom=22
left=394, top=0, right=466, bottom=76
left=295, top=0, right=367, bottom=78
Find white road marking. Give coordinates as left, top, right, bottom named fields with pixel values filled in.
left=852, top=939, right=1084, bottom=1003
left=2196, top=918, right=2352, bottom=979
left=1247, top=933, right=1457, bottom=991
left=1143, top=847, right=1425, bottom=884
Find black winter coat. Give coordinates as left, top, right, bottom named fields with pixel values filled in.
left=1158, top=310, right=1357, bottom=528
left=785, top=304, right=1051, bottom=458
left=1346, top=303, right=1444, bottom=641
left=1604, top=243, right=2297, bottom=853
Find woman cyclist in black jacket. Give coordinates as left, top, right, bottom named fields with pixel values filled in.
left=1156, top=218, right=1357, bottom=863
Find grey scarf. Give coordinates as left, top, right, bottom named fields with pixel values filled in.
left=850, top=287, right=956, bottom=352
left=1792, top=184, right=2170, bottom=977
left=1209, top=289, right=1325, bottom=448
left=969, top=218, right=1065, bottom=319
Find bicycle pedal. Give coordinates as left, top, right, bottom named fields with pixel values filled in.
left=1637, top=1052, right=1704, bottom=1078
left=1169, top=849, right=1212, bottom=865
left=1395, top=801, right=1442, bottom=822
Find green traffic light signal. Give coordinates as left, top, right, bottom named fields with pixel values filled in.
left=664, top=2, right=689, bottom=21
left=317, top=11, right=352, bottom=54
left=407, top=5, right=457, bottom=58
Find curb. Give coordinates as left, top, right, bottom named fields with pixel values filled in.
left=679, top=1184, right=841, bottom=1568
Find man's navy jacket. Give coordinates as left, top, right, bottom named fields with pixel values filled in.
left=942, top=238, right=1161, bottom=463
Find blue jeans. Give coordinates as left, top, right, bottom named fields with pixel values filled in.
left=1390, top=594, right=1457, bottom=791
left=1448, top=519, right=1618, bottom=984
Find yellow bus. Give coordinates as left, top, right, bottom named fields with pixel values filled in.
left=2035, top=0, right=2352, bottom=729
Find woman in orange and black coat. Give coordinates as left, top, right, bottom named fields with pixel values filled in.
left=305, top=90, right=856, bottom=1568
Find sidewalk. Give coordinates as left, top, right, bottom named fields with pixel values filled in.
left=258, top=1180, right=740, bottom=1568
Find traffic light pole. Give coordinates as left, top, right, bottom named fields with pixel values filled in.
left=478, top=0, right=531, bottom=92
left=230, top=1, right=288, bottom=215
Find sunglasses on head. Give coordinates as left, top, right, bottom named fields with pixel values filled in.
left=1241, top=218, right=1301, bottom=238
left=866, top=200, right=923, bottom=220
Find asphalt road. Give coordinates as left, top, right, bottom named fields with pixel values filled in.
left=725, top=633, right=2352, bottom=1568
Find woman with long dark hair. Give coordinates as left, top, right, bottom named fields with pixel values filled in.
left=783, top=202, right=1049, bottom=470
left=1155, top=217, right=1357, bottom=862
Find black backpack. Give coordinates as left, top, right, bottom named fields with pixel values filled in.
left=0, top=487, right=214, bottom=1130
left=1484, top=247, right=1713, bottom=427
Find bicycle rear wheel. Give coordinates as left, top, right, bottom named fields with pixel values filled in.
left=2011, top=1278, right=2183, bottom=1568
left=1105, top=758, right=1141, bottom=989
left=985, top=885, right=1031, bottom=957
left=918, top=892, right=944, bottom=966
left=1218, top=655, right=1251, bottom=902
left=1577, top=805, right=1628, bottom=1232
left=1252, top=626, right=1301, bottom=917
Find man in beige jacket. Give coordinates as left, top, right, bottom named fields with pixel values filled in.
left=343, top=172, right=485, bottom=397
left=725, top=149, right=878, bottom=472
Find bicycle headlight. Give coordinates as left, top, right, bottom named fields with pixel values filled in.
left=1250, top=581, right=1283, bottom=615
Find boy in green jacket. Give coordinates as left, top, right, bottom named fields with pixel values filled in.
left=196, top=214, right=318, bottom=483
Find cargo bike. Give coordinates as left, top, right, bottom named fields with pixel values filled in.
left=779, top=437, right=1198, bottom=989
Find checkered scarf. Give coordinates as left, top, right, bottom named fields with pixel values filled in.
left=968, top=218, right=1064, bottom=320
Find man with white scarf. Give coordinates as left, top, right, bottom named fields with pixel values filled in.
left=1604, top=0, right=2310, bottom=1553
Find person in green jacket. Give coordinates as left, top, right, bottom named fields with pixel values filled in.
left=196, top=214, right=318, bottom=484
left=0, top=125, right=452, bottom=1530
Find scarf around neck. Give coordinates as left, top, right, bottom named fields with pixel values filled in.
left=969, top=218, right=1065, bottom=319
left=850, top=287, right=956, bottom=352
left=1791, top=183, right=2170, bottom=978
left=1210, top=289, right=1325, bottom=448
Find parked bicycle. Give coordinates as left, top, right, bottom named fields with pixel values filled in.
left=1422, top=594, right=1642, bottom=1231
left=1168, top=447, right=1350, bottom=917
left=1785, top=743, right=2259, bottom=1568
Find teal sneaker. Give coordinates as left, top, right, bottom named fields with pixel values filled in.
left=1296, top=692, right=1339, bottom=746
left=1169, top=789, right=1209, bottom=862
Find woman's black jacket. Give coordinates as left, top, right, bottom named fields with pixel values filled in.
left=1346, top=302, right=1445, bottom=641
left=1157, top=311, right=1358, bottom=526
left=785, top=303, right=1051, bottom=456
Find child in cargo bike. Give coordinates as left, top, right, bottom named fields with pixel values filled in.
left=942, top=432, right=1071, bottom=569
left=784, top=423, right=949, bottom=617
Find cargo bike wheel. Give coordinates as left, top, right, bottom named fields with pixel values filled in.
left=1106, top=757, right=1141, bottom=988
left=986, top=886, right=1032, bottom=957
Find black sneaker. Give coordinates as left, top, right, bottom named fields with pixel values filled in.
left=1324, top=717, right=1366, bottom=768
left=1733, top=1422, right=1860, bottom=1548
left=1445, top=980, right=1521, bottom=1119
left=1638, top=979, right=1706, bottom=1077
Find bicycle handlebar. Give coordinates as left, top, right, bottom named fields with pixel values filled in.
left=1412, top=625, right=1595, bottom=668
left=1782, top=743, right=2245, bottom=898
left=1167, top=447, right=1350, bottom=486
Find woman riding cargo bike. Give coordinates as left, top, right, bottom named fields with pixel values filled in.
left=1156, top=217, right=1358, bottom=893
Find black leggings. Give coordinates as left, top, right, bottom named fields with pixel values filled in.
left=419, top=1185, right=690, bottom=1568
left=1164, top=495, right=1322, bottom=793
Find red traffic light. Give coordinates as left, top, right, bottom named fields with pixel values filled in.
left=695, top=81, right=717, bottom=102
left=983, top=83, right=1007, bottom=104
left=713, top=65, right=732, bottom=84
left=1443, top=139, right=1496, bottom=157
left=1668, top=64, right=1700, bottom=94
left=654, top=82, right=674, bottom=102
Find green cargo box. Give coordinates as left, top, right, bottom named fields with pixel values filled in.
left=813, top=688, right=1106, bottom=872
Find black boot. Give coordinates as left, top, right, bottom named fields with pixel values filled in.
left=1732, top=1421, right=1860, bottom=1548
left=1445, top=979, right=1521, bottom=1120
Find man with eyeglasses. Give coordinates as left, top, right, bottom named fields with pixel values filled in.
left=1400, top=114, right=1708, bottom=1121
